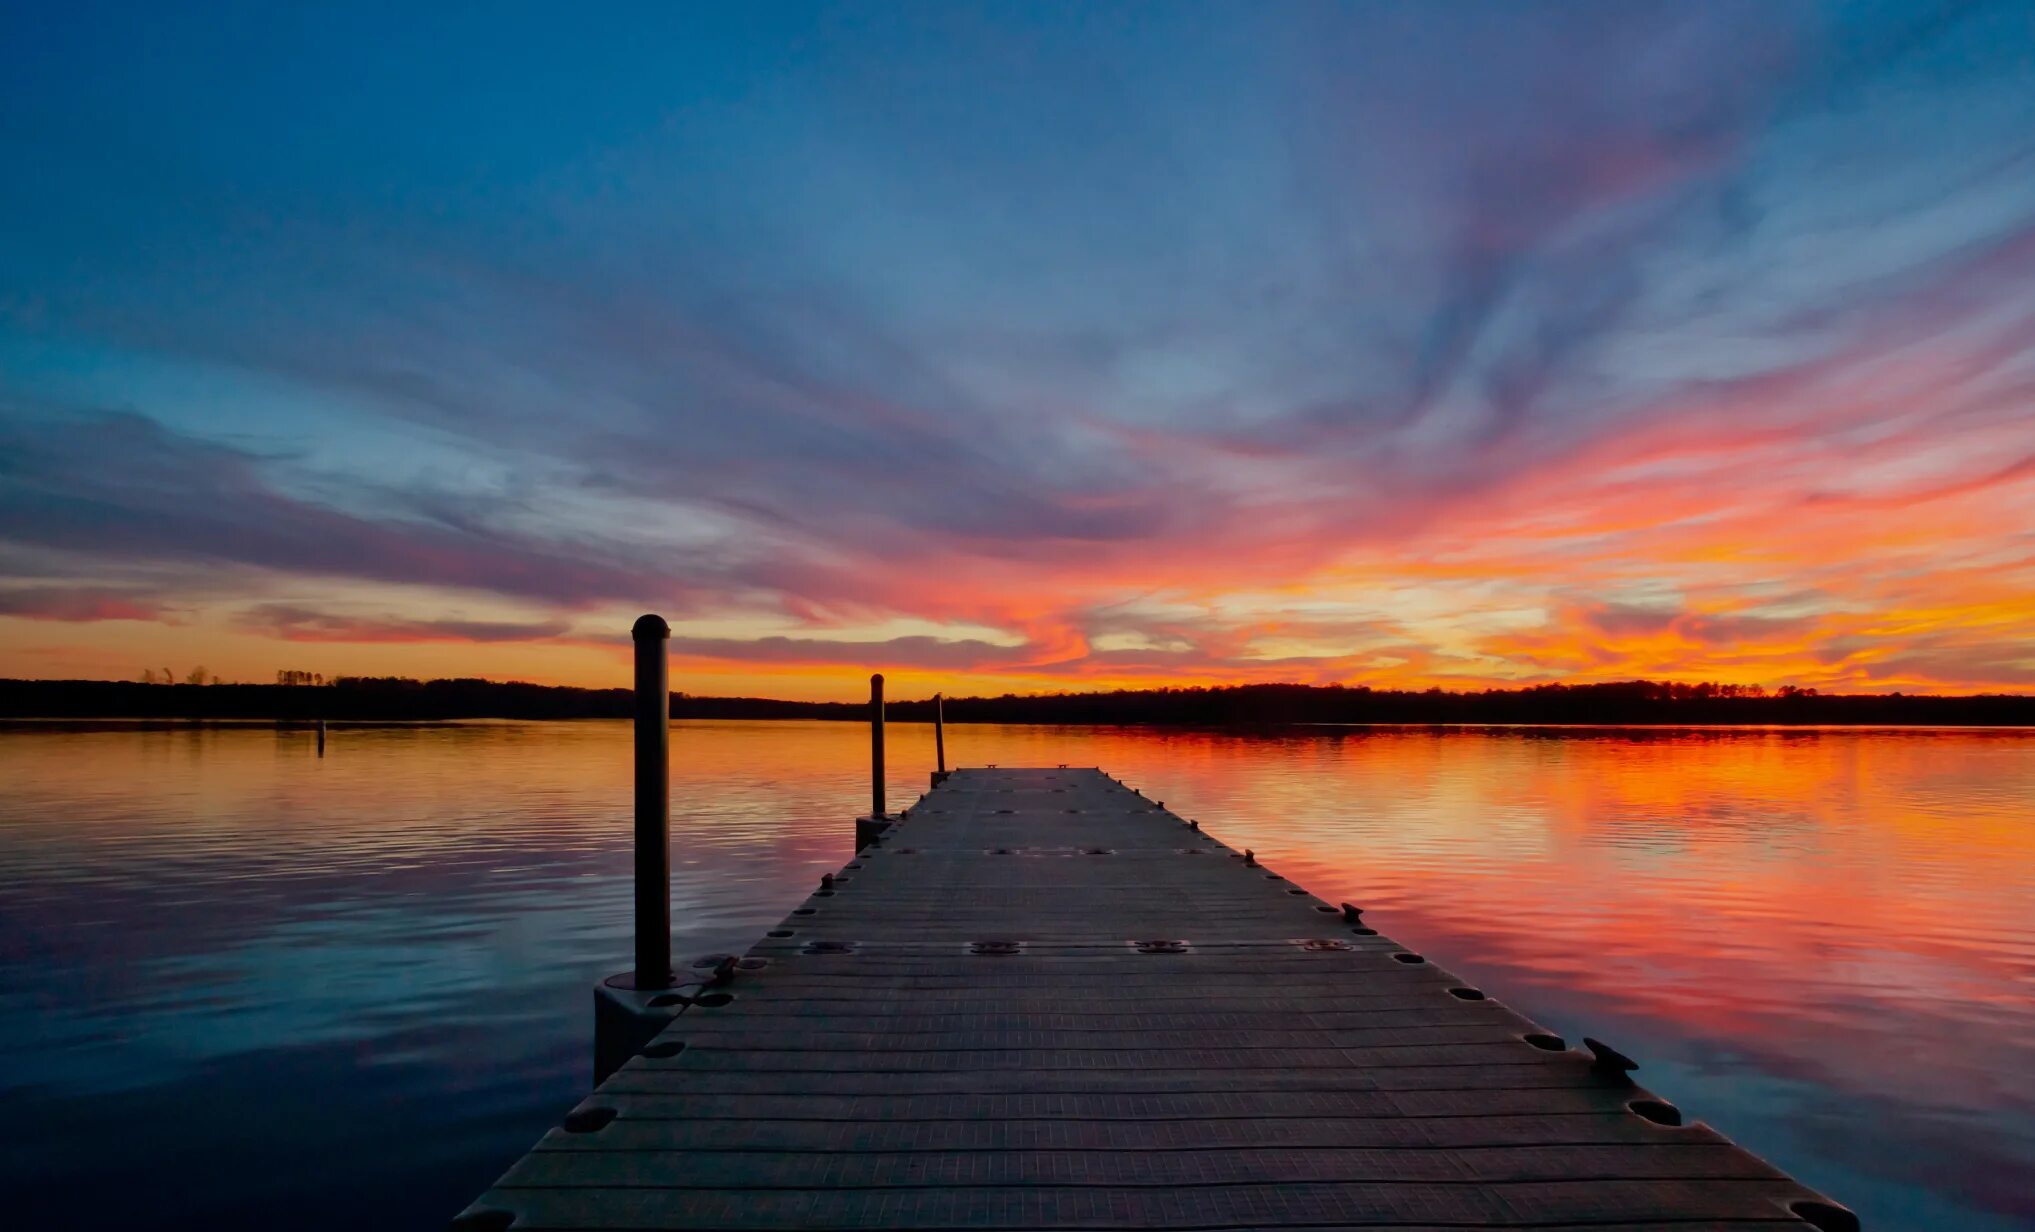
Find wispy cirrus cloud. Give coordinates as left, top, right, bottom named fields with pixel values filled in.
left=0, top=408, right=704, bottom=611
left=238, top=604, right=574, bottom=645
left=0, top=585, right=177, bottom=623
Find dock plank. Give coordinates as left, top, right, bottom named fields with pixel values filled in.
left=456, top=767, right=1853, bottom=1231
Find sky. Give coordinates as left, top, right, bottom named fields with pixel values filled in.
left=2, top=1, right=2033, bottom=701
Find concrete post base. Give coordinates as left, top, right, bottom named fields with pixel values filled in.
left=854, top=813, right=894, bottom=851
left=593, top=972, right=699, bottom=1086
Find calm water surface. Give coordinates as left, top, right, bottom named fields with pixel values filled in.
left=1, top=720, right=2031, bottom=1230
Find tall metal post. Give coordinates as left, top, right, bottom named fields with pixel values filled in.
left=632, top=613, right=672, bottom=989
left=869, top=672, right=886, bottom=819
left=934, top=692, right=946, bottom=774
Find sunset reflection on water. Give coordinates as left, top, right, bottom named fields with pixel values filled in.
left=1, top=720, right=2030, bottom=1230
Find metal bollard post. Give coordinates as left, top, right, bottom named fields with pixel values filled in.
left=932, top=692, right=947, bottom=786
left=856, top=673, right=892, bottom=850
left=591, top=613, right=683, bottom=1084
left=632, top=613, right=672, bottom=989
left=869, top=672, right=886, bottom=818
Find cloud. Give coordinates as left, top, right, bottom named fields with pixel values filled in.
left=669, top=634, right=1029, bottom=671
left=0, top=408, right=695, bottom=609
left=1575, top=603, right=1823, bottom=650
left=0, top=585, right=175, bottom=623
left=236, top=604, right=573, bottom=645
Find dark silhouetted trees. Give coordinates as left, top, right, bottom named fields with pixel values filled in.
left=2, top=676, right=2029, bottom=725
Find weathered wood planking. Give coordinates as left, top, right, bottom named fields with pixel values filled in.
left=456, top=767, right=1856, bottom=1231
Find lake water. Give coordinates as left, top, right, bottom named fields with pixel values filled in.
left=1, top=719, right=2031, bottom=1231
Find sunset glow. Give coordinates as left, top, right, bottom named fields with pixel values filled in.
left=4, top=4, right=2032, bottom=700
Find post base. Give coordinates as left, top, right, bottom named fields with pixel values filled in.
left=855, top=813, right=895, bottom=850
left=929, top=770, right=950, bottom=788
left=593, top=972, right=699, bottom=1086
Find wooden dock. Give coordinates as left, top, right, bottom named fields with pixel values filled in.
left=456, top=766, right=1857, bottom=1231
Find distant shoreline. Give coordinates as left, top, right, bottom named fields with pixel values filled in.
left=3, top=677, right=2030, bottom=727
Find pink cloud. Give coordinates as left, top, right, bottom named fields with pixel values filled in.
left=0, top=587, right=177, bottom=623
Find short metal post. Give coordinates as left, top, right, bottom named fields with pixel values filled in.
left=633, top=613, right=672, bottom=989
left=869, top=672, right=886, bottom=818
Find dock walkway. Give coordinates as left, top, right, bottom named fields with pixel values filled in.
left=457, top=766, right=1854, bottom=1231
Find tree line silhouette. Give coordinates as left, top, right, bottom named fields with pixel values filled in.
left=2, top=676, right=2030, bottom=725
